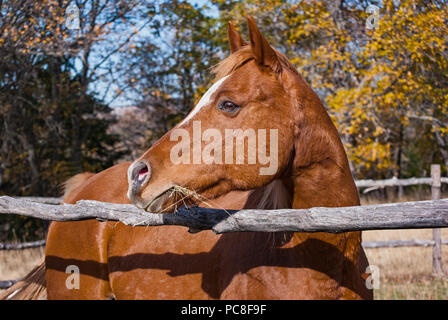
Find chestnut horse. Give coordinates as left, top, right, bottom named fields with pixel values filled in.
left=1, top=17, right=372, bottom=300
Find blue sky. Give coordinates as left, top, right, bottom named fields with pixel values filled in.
left=91, top=0, right=219, bottom=108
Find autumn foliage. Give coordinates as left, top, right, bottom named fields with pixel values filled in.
left=0, top=0, right=447, bottom=240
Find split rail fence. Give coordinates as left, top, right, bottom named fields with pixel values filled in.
left=0, top=164, right=447, bottom=289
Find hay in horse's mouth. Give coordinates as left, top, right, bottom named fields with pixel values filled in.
left=144, top=185, right=213, bottom=214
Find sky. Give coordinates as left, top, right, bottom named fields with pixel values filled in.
left=91, top=0, right=220, bottom=109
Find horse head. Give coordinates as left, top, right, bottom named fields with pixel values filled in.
left=127, top=16, right=357, bottom=213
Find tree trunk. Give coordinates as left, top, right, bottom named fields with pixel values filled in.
left=434, top=129, right=448, bottom=171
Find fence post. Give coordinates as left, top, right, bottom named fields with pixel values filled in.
left=431, top=164, right=444, bottom=276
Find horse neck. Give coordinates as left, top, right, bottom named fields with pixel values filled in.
left=291, top=156, right=360, bottom=209
left=288, top=77, right=360, bottom=210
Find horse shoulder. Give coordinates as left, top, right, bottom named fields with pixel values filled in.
left=46, top=162, right=131, bottom=299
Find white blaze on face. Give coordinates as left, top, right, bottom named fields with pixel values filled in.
left=177, top=75, right=230, bottom=127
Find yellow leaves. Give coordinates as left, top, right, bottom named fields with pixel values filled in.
left=383, top=92, right=395, bottom=105
left=323, top=0, right=447, bottom=171
left=349, top=140, right=392, bottom=170
left=151, top=89, right=171, bottom=100
left=401, top=115, right=410, bottom=127
left=374, top=126, right=384, bottom=136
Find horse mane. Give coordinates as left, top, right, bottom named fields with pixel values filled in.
left=212, top=45, right=299, bottom=81
left=255, top=179, right=291, bottom=210
left=250, top=179, right=294, bottom=247
left=61, top=172, right=95, bottom=201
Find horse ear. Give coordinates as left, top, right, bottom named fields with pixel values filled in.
left=246, top=16, right=281, bottom=73
left=228, top=21, right=247, bottom=53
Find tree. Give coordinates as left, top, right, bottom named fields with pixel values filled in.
left=213, top=0, right=448, bottom=178
left=0, top=0, right=144, bottom=240
left=119, top=0, right=223, bottom=153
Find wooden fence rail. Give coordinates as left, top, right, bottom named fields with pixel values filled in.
left=362, top=239, right=448, bottom=248
left=15, top=197, right=62, bottom=205
left=0, top=239, right=46, bottom=250
left=355, top=176, right=448, bottom=194
left=0, top=280, right=17, bottom=289
left=355, top=176, right=448, bottom=188
left=1, top=196, right=447, bottom=234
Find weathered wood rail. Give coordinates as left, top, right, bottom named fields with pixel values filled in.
left=0, top=280, right=17, bottom=289
left=15, top=197, right=62, bottom=205
left=1, top=194, right=447, bottom=289
left=362, top=239, right=448, bottom=248
left=356, top=176, right=448, bottom=189
left=0, top=239, right=46, bottom=250
left=1, top=196, right=447, bottom=234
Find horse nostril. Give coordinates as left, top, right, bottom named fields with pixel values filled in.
left=137, top=166, right=149, bottom=182
left=130, top=161, right=151, bottom=185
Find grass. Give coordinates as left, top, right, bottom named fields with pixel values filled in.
left=0, top=246, right=44, bottom=290
left=363, top=229, right=448, bottom=299
left=374, top=278, right=448, bottom=300
left=361, top=189, right=448, bottom=300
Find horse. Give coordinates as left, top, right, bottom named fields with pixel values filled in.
left=1, top=17, right=372, bottom=300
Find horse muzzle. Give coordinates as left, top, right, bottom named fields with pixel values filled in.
left=127, top=160, right=177, bottom=212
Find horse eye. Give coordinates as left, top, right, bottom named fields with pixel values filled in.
left=218, top=101, right=240, bottom=113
